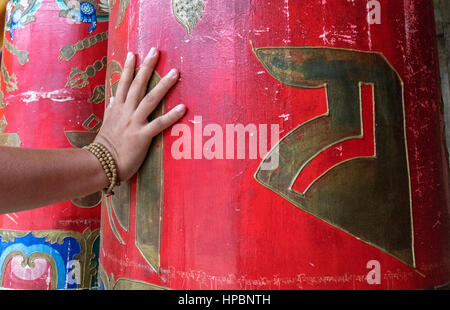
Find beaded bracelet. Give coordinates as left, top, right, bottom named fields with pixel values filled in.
left=83, top=142, right=120, bottom=197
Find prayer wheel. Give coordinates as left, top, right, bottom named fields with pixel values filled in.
left=0, top=0, right=108, bottom=289
left=98, top=0, right=450, bottom=289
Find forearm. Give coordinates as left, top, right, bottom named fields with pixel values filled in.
left=0, top=48, right=184, bottom=214
left=0, top=146, right=108, bottom=214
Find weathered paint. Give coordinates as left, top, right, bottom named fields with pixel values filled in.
left=0, top=0, right=108, bottom=290
left=99, top=0, right=450, bottom=290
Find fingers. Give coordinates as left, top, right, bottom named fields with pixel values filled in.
left=145, top=104, right=186, bottom=138
left=135, top=68, right=179, bottom=120
left=125, top=48, right=160, bottom=108
left=115, top=52, right=136, bottom=103
left=103, top=97, right=115, bottom=119
left=116, top=48, right=182, bottom=135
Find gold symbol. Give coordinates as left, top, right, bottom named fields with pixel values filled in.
left=104, top=60, right=164, bottom=273
left=3, top=39, right=30, bottom=66
left=88, top=85, right=106, bottom=104
left=59, top=31, right=108, bottom=62
left=115, top=0, right=130, bottom=29
left=97, top=264, right=169, bottom=290
left=0, top=116, right=21, bottom=147
left=172, top=0, right=204, bottom=34
left=66, top=56, right=107, bottom=89
left=252, top=44, right=415, bottom=267
left=65, top=114, right=103, bottom=208
left=108, top=0, right=129, bottom=29
left=0, top=90, right=4, bottom=108
left=1, top=60, right=18, bottom=92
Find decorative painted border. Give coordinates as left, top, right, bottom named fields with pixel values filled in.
left=0, top=228, right=100, bottom=289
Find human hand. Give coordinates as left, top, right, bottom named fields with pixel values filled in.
left=94, top=48, right=186, bottom=182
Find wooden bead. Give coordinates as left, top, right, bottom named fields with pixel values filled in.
left=85, top=142, right=119, bottom=196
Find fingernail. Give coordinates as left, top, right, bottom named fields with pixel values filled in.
left=175, top=104, right=186, bottom=113
left=126, top=52, right=134, bottom=62
left=168, top=68, right=178, bottom=79
left=110, top=96, right=115, bottom=104
left=148, top=47, right=157, bottom=58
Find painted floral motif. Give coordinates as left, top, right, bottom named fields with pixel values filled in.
left=56, top=0, right=109, bottom=33
left=0, top=229, right=100, bottom=289
left=5, top=0, right=43, bottom=40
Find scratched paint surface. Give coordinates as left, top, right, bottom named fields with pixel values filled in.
left=0, top=0, right=108, bottom=289
left=97, top=0, right=450, bottom=290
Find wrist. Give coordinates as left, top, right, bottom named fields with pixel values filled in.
left=80, top=146, right=110, bottom=192
left=83, top=142, right=120, bottom=196
left=94, top=133, right=122, bottom=180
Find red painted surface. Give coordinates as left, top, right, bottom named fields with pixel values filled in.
left=100, top=0, right=450, bottom=289
left=0, top=0, right=107, bottom=232
left=0, top=0, right=107, bottom=289
left=293, top=85, right=375, bottom=193
left=0, top=0, right=447, bottom=290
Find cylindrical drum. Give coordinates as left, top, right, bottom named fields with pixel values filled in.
left=103, top=0, right=448, bottom=290
left=0, top=0, right=108, bottom=289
